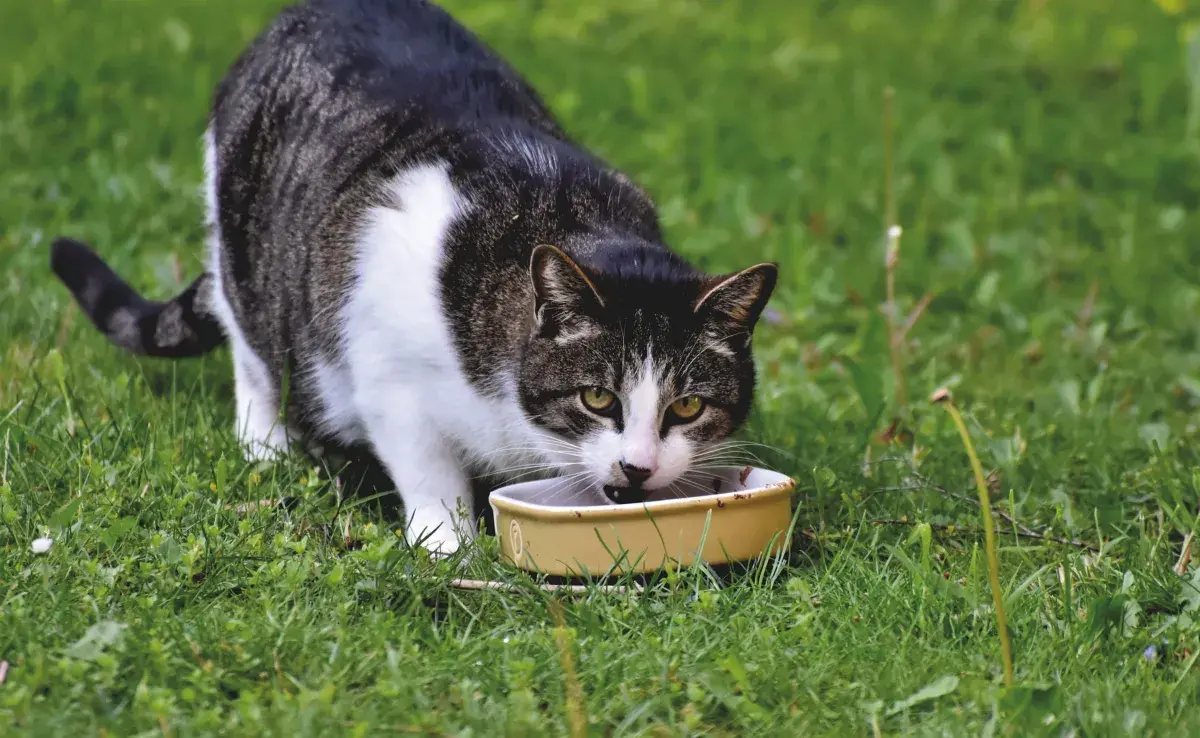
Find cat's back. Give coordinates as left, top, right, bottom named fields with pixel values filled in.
left=215, top=0, right=560, bottom=135
left=207, top=0, right=568, bottom=384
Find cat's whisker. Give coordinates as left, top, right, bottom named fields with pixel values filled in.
left=703, top=439, right=795, bottom=461
left=522, top=471, right=596, bottom=504
left=485, top=464, right=585, bottom=481
left=485, top=460, right=584, bottom=473
left=480, top=461, right=588, bottom=483
left=667, top=476, right=712, bottom=498
left=475, top=443, right=583, bottom=462
left=688, top=453, right=766, bottom=469
left=700, top=438, right=780, bottom=453
left=690, top=444, right=769, bottom=465
left=477, top=438, right=581, bottom=455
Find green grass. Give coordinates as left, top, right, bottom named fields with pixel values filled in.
left=3, top=0, right=1200, bottom=734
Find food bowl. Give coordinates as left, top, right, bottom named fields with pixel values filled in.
left=489, top=466, right=795, bottom=577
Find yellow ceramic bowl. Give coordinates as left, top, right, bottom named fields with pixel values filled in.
left=489, top=466, right=795, bottom=577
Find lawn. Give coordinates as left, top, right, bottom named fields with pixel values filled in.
left=3, top=0, right=1200, bottom=734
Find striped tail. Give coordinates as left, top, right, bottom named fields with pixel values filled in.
left=50, top=237, right=226, bottom=358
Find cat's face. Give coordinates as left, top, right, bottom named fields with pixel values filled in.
left=517, top=244, right=776, bottom=503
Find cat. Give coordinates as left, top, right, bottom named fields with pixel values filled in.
left=50, top=0, right=777, bottom=554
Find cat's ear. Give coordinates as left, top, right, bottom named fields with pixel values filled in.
left=529, top=244, right=605, bottom=332
left=694, top=263, right=777, bottom=331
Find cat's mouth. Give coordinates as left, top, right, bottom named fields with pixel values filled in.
left=602, top=484, right=651, bottom=505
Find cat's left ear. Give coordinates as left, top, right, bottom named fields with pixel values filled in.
left=694, top=263, right=778, bottom=331
left=530, top=244, right=605, bottom=333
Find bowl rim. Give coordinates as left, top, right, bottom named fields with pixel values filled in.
left=489, top=467, right=795, bottom=523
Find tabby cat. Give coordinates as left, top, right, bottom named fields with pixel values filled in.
left=51, top=0, right=777, bottom=554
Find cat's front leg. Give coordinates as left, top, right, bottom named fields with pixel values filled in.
left=385, top=440, right=474, bottom=555
left=361, top=396, right=474, bottom=554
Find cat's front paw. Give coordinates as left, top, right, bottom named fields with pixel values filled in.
left=404, top=506, right=471, bottom=556
left=241, top=437, right=289, bottom=463
left=236, top=418, right=296, bottom=463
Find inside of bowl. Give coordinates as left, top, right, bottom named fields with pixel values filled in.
left=491, top=465, right=791, bottom=509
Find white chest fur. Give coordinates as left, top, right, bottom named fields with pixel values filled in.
left=334, top=163, right=562, bottom=550
left=339, top=164, right=547, bottom=466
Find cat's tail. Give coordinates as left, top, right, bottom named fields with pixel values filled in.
left=50, top=237, right=226, bottom=358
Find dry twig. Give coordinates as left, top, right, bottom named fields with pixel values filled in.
left=900, top=292, right=935, bottom=340
left=874, top=456, right=1099, bottom=552
left=1176, top=531, right=1195, bottom=576
left=448, top=578, right=639, bottom=594
left=882, top=87, right=907, bottom=411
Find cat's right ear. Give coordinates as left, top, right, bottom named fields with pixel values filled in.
left=529, top=244, right=605, bottom=334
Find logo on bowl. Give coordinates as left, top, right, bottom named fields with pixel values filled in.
left=509, top=519, right=524, bottom=558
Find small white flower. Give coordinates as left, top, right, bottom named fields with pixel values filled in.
left=887, top=224, right=903, bottom=240
left=31, top=537, right=53, bottom=554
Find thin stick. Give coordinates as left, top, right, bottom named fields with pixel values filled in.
left=870, top=518, right=1093, bottom=550
left=449, top=577, right=639, bottom=594
left=341, top=722, right=424, bottom=734
left=1176, top=531, right=1195, bottom=576
left=900, top=292, right=935, bottom=340
left=883, top=87, right=907, bottom=411
left=884, top=87, right=897, bottom=230
left=932, top=389, right=1014, bottom=687
left=941, top=489, right=1098, bottom=552
left=1076, top=280, right=1099, bottom=333
left=871, top=456, right=1098, bottom=551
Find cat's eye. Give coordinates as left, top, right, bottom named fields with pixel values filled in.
left=669, top=395, right=705, bottom=422
left=581, top=387, right=616, bottom=414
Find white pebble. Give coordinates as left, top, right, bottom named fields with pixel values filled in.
left=31, top=537, right=53, bottom=554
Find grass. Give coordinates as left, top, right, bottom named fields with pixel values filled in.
left=3, top=0, right=1200, bottom=733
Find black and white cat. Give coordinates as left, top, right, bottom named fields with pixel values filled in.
left=51, top=0, right=777, bottom=554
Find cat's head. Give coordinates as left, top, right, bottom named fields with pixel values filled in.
left=516, top=243, right=776, bottom=503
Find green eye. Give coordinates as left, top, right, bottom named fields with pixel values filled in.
left=581, top=387, right=615, bottom=413
left=669, top=395, right=705, bottom=421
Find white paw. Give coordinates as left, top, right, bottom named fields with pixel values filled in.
left=239, top=429, right=291, bottom=462
left=405, top=506, right=471, bottom=556
left=236, top=414, right=296, bottom=462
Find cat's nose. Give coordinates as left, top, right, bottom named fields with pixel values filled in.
left=619, top=461, right=654, bottom=487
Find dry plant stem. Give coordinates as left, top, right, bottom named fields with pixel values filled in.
left=1176, top=531, right=1195, bottom=576
left=937, top=398, right=1014, bottom=687
left=1077, top=280, right=1099, bottom=332
left=226, top=498, right=288, bottom=514
left=885, top=234, right=906, bottom=410
left=450, top=578, right=639, bottom=594
left=870, top=455, right=1099, bottom=551
left=901, top=292, right=935, bottom=340
left=870, top=518, right=1095, bottom=550
left=941, top=488, right=1099, bottom=552
left=341, top=723, right=424, bottom=734
left=882, top=86, right=907, bottom=411
left=549, top=600, right=588, bottom=738
left=884, top=87, right=896, bottom=228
